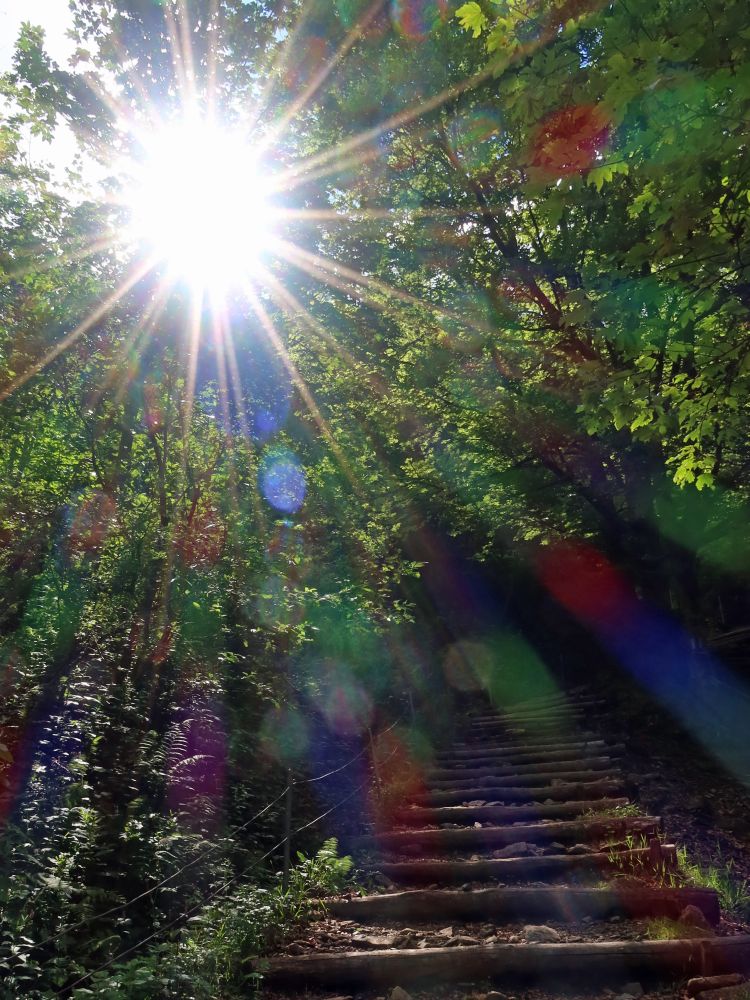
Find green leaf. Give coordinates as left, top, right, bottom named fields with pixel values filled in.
left=456, top=2, right=488, bottom=37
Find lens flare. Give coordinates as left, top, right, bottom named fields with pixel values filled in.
left=126, top=118, right=275, bottom=292
left=259, top=448, right=306, bottom=513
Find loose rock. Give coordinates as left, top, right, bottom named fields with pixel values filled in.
left=493, top=841, right=534, bottom=858
left=374, top=873, right=395, bottom=889
left=388, top=989, right=413, bottom=1000
left=568, top=843, right=594, bottom=855
left=523, top=924, right=561, bottom=943
left=621, top=982, right=644, bottom=997
left=446, top=935, right=479, bottom=947
left=352, top=933, right=395, bottom=949
left=680, top=904, right=712, bottom=931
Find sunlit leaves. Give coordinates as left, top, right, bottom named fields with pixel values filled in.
left=455, top=2, right=488, bottom=38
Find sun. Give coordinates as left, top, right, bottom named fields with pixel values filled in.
left=126, top=118, right=275, bottom=293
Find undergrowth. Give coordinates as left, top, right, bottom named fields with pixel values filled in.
left=1, top=837, right=354, bottom=999
left=585, top=802, right=644, bottom=819
left=672, top=845, right=750, bottom=918
left=604, top=832, right=750, bottom=920
left=645, top=916, right=707, bottom=940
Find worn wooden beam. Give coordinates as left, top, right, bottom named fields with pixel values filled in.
left=264, top=933, right=750, bottom=990
left=438, top=739, right=607, bottom=760
left=379, top=844, right=677, bottom=884
left=432, top=746, right=625, bottom=774
left=394, top=797, right=630, bottom=826
left=420, top=777, right=627, bottom=807
left=328, top=885, right=720, bottom=925
left=428, top=757, right=619, bottom=786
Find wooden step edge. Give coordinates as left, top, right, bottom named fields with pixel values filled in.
left=436, top=747, right=625, bottom=769
left=472, top=701, right=603, bottom=723
left=263, top=933, right=750, bottom=989
left=476, top=701, right=605, bottom=731
left=470, top=713, right=594, bottom=731
left=377, top=844, right=678, bottom=884
left=427, top=756, right=623, bottom=782
left=441, top=740, right=607, bottom=759
left=454, top=731, right=601, bottom=747
left=470, top=687, right=590, bottom=716
left=394, top=797, right=631, bottom=825
left=355, top=816, right=661, bottom=850
left=420, top=779, right=628, bottom=806
left=429, top=767, right=623, bottom=790
left=328, top=885, right=721, bottom=925
left=440, top=740, right=617, bottom=758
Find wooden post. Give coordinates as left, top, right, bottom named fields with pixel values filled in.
left=282, top=769, right=293, bottom=892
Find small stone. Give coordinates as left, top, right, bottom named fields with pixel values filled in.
left=568, top=843, right=593, bottom=855
left=286, top=942, right=307, bottom=955
left=447, top=935, right=479, bottom=946
left=609, top=915, right=622, bottom=922
left=374, top=873, right=395, bottom=889
left=550, top=842, right=566, bottom=851
left=494, top=841, right=534, bottom=858
left=582, top=916, right=594, bottom=924
left=437, top=926, right=454, bottom=938
left=393, top=928, right=419, bottom=948
left=389, top=989, right=413, bottom=1000
left=470, top=854, right=481, bottom=861
left=474, top=821, right=483, bottom=828
left=523, top=924, right=561, bottom=943
left=461, top=882, right=473, bottom=891
left=680, top=904, right=712, bottom=931
left=353, top=933, right=395, bottom=949
left=621, top=983, right=644, bottom=998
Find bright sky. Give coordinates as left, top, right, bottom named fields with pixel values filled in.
left=0, top=2, right=86, bottom=184
left=0, top=0, right=75, bottom=72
